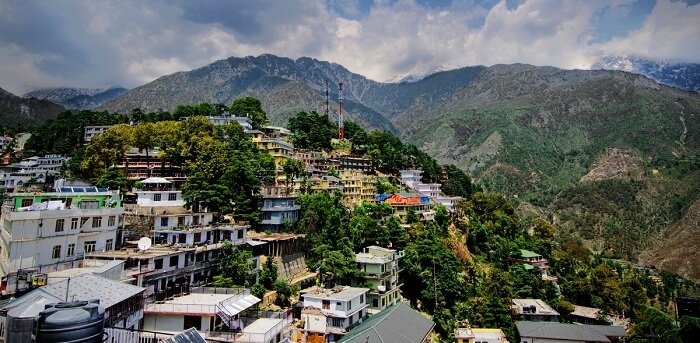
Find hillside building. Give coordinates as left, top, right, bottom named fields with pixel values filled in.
left=516, top=321, right=628, bottom=343
left=454, top=327, right=509, bottom=343
left=337, top=303, right=435, bottom=343
left=0, top=187, right=123, bottom=294
left=259, top=185, right=301, bottom=232
left=353, top=246, right=404, bottom=315
left=84, top=125, right=114, bottom=141
left=375, top=193, right=435, bottom=222
left=511, top=299, right=560, bottom=322
left=298, top=286, right=369, bottom=342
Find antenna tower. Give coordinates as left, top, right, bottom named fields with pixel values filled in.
left=338, top=80, right=344, bottom=139
left=325, top=81, right=330, bottom=118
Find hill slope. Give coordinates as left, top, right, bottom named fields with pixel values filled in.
left=24, top=87, right=128, bottom=110
left=99, top=55, right=700, bottom=277
left=594, top=56, right=700, bottom=92
left=0, top=87, right=65, bottom=126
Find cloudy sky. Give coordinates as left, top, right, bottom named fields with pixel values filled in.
left=1, top=0, right=699, bottom=94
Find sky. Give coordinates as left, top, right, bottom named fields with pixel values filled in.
left=0, top=0, right=699, bottom=94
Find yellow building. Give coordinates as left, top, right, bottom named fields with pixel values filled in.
left=339, top=170, right=376, bottom=208
left=293, top=175, right=343, bottom=194
left=248, top=129, right=294, bottom=168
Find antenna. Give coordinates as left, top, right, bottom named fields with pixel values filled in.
left=338, top=80, right=344, bottom=140
left=138, top=237, right=152, bottom=252
left=325, top=80, right=330, bottom=119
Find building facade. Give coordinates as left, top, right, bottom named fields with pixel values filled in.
left=353, top=246, right=404, bottom=315
left=259, top=186, right=301, bottom=232
left=0, top=187, right=123, bottom=294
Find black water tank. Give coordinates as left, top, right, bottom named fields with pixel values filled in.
left=33, top=300, right=105, bottom=343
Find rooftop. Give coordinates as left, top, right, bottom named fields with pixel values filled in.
left=10, top=274, right=144, bottom=310
left=512, top=299, right=559, bottom=316
left=301, top=286, right=369, bottom=301
left=572, top=305, right=602, bottom=319
left=519, top=249, right=543, bottom=258
left=241, top=318, right=283, bottom=334
left=89, top=241, right=231, bottom=260
left=338, top=303, right=434, bottom=343
left=516, top=321, right=627, bottom=342
left=247, top=231, right=305, bottom=242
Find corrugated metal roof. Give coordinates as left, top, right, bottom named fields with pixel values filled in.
left=516, top=321, right=627, bottom=342
left=16, top=274, right=144, bottom=309
left=339, top=303, right=434, bottom=343
left=160, top=328, right=207, bottom=343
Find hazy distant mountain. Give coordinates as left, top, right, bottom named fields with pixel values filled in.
left=0, top=87, right=65, bottom=126
left=594, top=56, right=700, bottom=92
left=385, top=65, right=450, bottom=83
left=24, top=87, right=128, bottom=110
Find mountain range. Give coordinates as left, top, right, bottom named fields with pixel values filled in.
left=594, top=56, right=700, bottom=92
left=24, top=87, right=128, bottom=110
left=2, top=53, right=700, bottom=280
left=0, top=87, right=65, bottom=126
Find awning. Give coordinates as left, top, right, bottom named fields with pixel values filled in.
left=246, top=240, right=267, bottom=247
left=222, top=294, right=261, bottom=316
left=140, top=177, right=171, bottom=184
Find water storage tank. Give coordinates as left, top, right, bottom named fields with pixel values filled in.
left=5, top=293, right=58, bottom=343
left=33, top=299, right=105, bottom=343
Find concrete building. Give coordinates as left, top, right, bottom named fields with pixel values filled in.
left=0, top=187, right=123, bottom=294
left=0, top=155, right=70, bottom=191
left=375, top=193, right=435, bottom=223
left=513, top=250, right=557, bottom=283
left=133, top=177, right=186, bottom=207
left=339, top=170, right=363, bottom=207
left=454, top=328, right=509, bottom=343
left=353, top=246, right=404, bottom=315
left=248, top=128, right=295, bottom=168
left=333, top=156, right=372, bottom=173
left=117, top=148, right=185, bottom=180
left=299, top=286, right=369, bottom=342
left=259, top=186, right=301, bottom=232
left=511, top=299, right=560, bottom=322
left=516, top=321, right=628, bottom=343
left=143, top=287, right=289, bottom=343
left=84, top=125, right=114, bottom=141
left=204, top=115, right=253, bottom=129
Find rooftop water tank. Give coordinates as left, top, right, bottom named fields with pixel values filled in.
left=33, top=299, right=105, bottom=343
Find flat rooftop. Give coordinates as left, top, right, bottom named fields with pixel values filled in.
left=512, top=299, right=559, bottom=315
left=242, top=318, right=283, bottom=334
left=167, top=293, right=233, bottom=306
left=355, top=253, right=392, bottom=264
left=301, top=286, right=369, bottom=301
left=247, top=231, right=305, bottom=241
left=89, top=242, right=233, bottom=259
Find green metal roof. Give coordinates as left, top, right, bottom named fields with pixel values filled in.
left=519, top=249, right=542, bottom=258
left=338, top=303, right=434, bottom=343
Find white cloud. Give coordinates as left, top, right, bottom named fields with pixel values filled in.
left=0, top=0, right=698, bottom=94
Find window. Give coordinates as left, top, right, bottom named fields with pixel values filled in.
left=55, top=219, right=64, bottom=232
left=183, top=315, right=201, bottom=331
left=168, top=193, right=177, bottom=201
left=348, top=300, right=352, bottom=311
left=160, top=217, right=169, bottom=227
left=67, top=244, right=75, bottom=257
left=330, top=318, right=343, bottom=327
left=106, top=239, right=113, bottom=251
left=170, top=255, right=179, bottom=267
left=192, top=215, right=199, bottom=225
left=373, top=299, right=379, bottom=308
left=107, top=216, right=116, bottom=226
left=71, top=218, right=79, bottom=230
left=80, top=217, right=89, bottom=227
left=322, top=300, right=330, bottom=310
left=21, top=198, right=33, bottom=207
left=84, top=241, right=96, bottom=253
left=237, top=230, right=244, bottom=239
left=92, top=217, right=102, bottom=228
left=52, top=245, right=61, bottom=259
left=153, top=193, right=161, bottom=201
left=81, top=200, right=99, bottom=209
left=154, top=259, right=163, bottom=269
left=360, top=294, right=364, bottom=304
left=177, top=216, right=185, bottom=226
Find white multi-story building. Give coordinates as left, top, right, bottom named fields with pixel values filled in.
left=0, top=155, right=70, bottom=191
left=354, top=246, right=404, bottom=315
left=0, top=187, right=123, bottom=294
left=259, top=186, right=300, bottom=232
left=204, top=115, right=253, bottom=130
left=134, top=177, right=186, bottom=207
left=84, top=125, right=115, bottom=141
left=300, top=286, right=369, bottom=341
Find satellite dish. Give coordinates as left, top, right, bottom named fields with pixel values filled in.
left=138, top=237, right=152, bottom=251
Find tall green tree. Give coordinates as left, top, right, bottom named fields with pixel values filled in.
left=217, top=243, right=255, bottom=287
left=230, top=97, right=268, bottom=130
